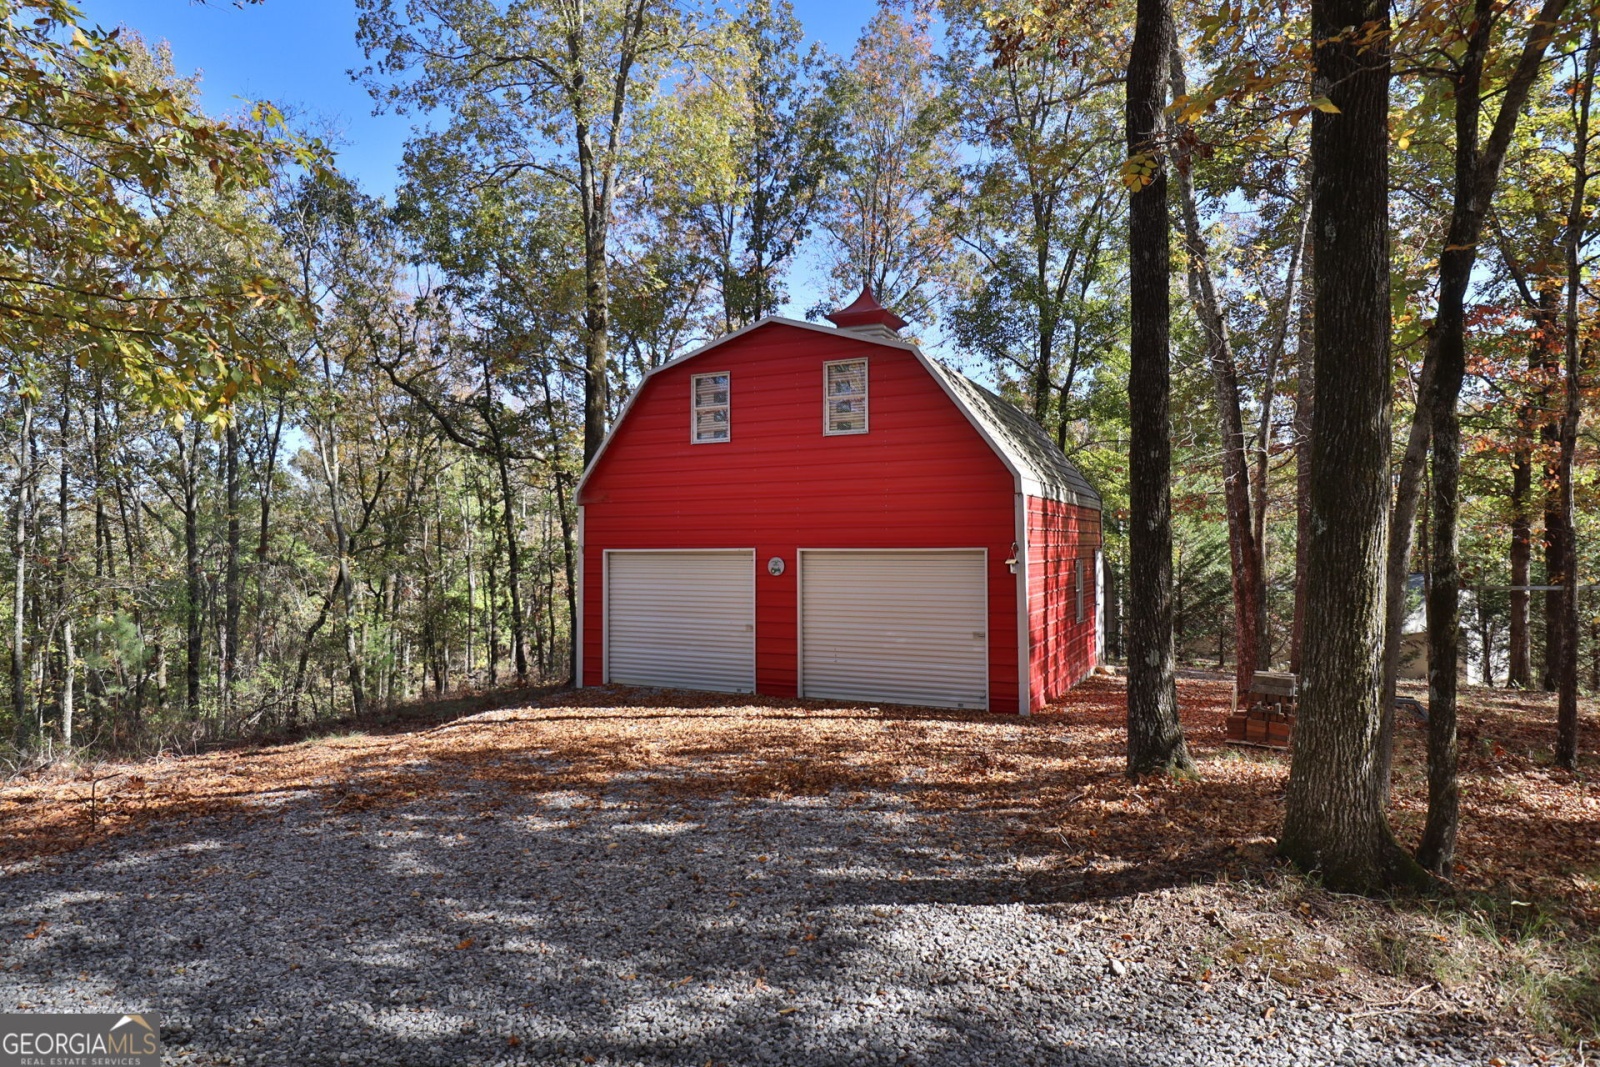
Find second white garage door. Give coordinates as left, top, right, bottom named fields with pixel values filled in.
left=606, top=550, right=755, bottom=693
left=799, top=549, right=988, bottom=710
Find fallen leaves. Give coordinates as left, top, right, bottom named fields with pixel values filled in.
left=0, top=676, right=1593, bottom=941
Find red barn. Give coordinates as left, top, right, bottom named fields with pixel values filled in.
left=575, top=289, right=1103, bottom=714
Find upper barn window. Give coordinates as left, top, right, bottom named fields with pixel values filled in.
left=824, top=358, right=868, bottom=435
left=692, top=372, right=731, bottom=443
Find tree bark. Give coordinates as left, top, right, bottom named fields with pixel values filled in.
left=1554, top=28, right=1594, bottom=769
left=1169, top=39, right=1263, bottom=695
left=1379, top=358, right=1433, bottom=798
left=1416, top=0, right=1495, bottom=877
left=176, top=424, right=203, bottom=720
left=1279, top=0, right=1427, bottom=891
left=569, top=0, right=648, bottom=465
left=223, top=422, right=242, bottom=710
left=1249, top=209, right=1310, bottom=672
left=57, top=383, right=72, bottom=746
left=1508, top=442, right=1532, bottom=687
left=1291, top=231, right=1315, bottom=675
left=495, top=451, right=530, bottom=682
left=10, top=392, right=32, bottom=746
left=1542, top=292, right=1566, bottom=693
left=253, top=394, right=284, bottom=670
left=1124, top=0, right=1195, bottom=778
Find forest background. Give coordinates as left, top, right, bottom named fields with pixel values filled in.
left=2, top=0, right=1596, bottom=759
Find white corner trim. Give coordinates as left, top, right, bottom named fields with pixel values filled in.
left=1016, top=493, right=1031, bottom=717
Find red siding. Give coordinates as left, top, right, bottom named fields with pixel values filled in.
left=579, top=322, right=1023, bottom=711
left=1026, top=494, right=1103, bottom=707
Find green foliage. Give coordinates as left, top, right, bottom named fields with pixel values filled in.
left=648, top=0, right=837, bottom=330
left=812, top=0, right=960, bottom=326
left=0, top=0, right=320, bottom=415
left=943, top=0, right=1129, bottom=434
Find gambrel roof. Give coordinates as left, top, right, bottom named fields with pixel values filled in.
left=924, top=360, right=1102, bottom=509
left=578, top=315, right=1102, bottom=511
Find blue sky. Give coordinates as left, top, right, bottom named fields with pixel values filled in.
left=84, top=0, right=875, bottom=201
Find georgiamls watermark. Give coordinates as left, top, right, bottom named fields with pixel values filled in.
left=0, top=1013, right=160, bottom=1067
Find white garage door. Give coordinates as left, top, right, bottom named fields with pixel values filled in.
left=800, top=550, right=988, bottom=710
left=606, top=550, right=755, bottom=693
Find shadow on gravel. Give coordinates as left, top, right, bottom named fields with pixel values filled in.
left=1, top=776, right=1207, bottom=1066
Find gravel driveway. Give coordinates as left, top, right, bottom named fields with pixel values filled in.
left=0, top=692, right=1542, bottom=1066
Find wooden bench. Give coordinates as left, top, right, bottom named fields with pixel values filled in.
left=1225, top=671, right=1298, bottom=750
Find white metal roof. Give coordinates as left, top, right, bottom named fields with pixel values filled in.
left=576, top=315, right=1102, bottom=510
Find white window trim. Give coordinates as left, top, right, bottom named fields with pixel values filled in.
left=691, top=371, right=731, bottom=444
left=823, top=358, right=869, bottom=436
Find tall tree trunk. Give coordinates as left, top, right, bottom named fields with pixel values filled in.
left=1279, top=0, right=1427, bottom=891
left=340, top=553, right=364, bottom=716
left=57, top=383, right=72, bottom=746
left=1478, top=607, right=1496, bottom=685
left=1416, top=0, right=1495, bottom=876
left=1291, top=233, right=1315, bottom=675
left=1124, top=0, right=1195, bottom=778
left=1250, top=210, right=1310, bottom=671
left=253, top=395, right=284, bottom=670
left=1554, top=380, right=1583, bottom=771
left=1542, top=292, right=1566, bottom=693
left=1105, top=547, right=1123, bottom=663
left=10, top=393, right=32, bottom=746
left=461, top=485, right=476, bottom=685
left=539, top=369, right=579, bottom=685
left=1169, top=38, right=1263, bottom=695
left=1554, top=28, right=1594, bottom=769
left=575, top=110, right=615, bottom=466
left=311, top=403, right=364, bottom=718
left=177, top=425, right=202, bottom=720
left=60, top=618, right=73, bottom=747
left=90, top=377, right=109, bottom=738
left=551, top=469, right=578, bottom=686
left=1508, top=443, right=1533, bottom=687
left=1588, top=615, right=1599, bottom=694
left=481, top=477, right=501, bottom=687
left=495, top=451, right=529, bottom=682
left=290, top=577, right=336, bottom=725
left=223, top=423, right=242, bottom=710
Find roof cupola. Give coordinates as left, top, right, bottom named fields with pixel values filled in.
left=825, top=284, right=908, bottom=341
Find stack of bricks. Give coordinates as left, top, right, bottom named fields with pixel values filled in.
left=1224, top=705, right=1293, bottom=748
left=1223, top=671, right=1297, bottom=751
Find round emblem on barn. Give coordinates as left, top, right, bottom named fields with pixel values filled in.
left=767, top=556, right=786, bottom=576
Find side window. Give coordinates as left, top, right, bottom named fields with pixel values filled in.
left=692, top=372, right=730, bottom=443
left=824, top=358, right=868, bottom=435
